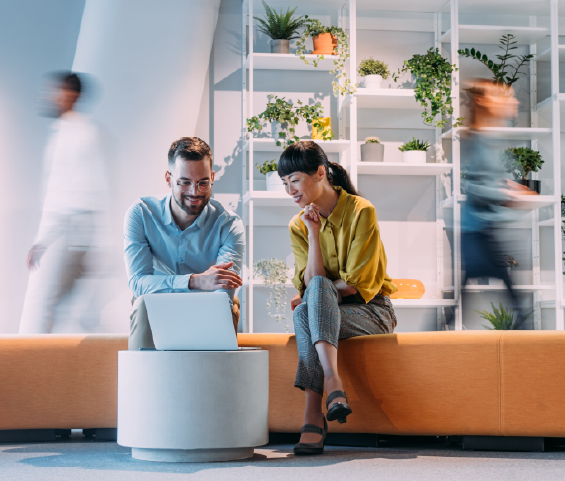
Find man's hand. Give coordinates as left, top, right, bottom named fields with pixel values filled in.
left=26, top=244, right=46, bottom=271
left=291, top=295, right=303, bottom=311
left=189, top=261, right=242, bottom=291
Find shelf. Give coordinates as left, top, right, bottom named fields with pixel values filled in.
left=540, top=299, right=565, bottom=309
left=441, top=25, right=549, bottom=45
left=539, top=217, right=565, bottom=227
left=356, top=162, right=452, bottom=176
left=356, top=0, right=549, bottom=15
left=441, top=127, right=552, bottom=140
left=535, top=45, right=565, bottom=62
left=244, top=138, right=350, bottom=153
left=242, top=191, right=296, bottom=207
left=441, top=195, right=559, bottom=210
left=391, top=299, right=457, bottom=308
left=244, top=53, right=336, bottom=71
left=346, top=89, right=419, bottom=110
left=443, top=285, right=556, bottom=292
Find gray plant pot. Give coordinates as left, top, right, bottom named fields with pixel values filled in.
left=271, top=121, right=288, bottom=141
left=271, top=39, right=290, bottom=54
left=360, top=143, right=384, bottom=162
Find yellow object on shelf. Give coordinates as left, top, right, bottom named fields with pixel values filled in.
left=390, top=279, right=425, bottom=299
left=312, top=117, right=332, bottom=140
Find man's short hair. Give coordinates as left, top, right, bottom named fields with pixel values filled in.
left=168, top=137, right=213, bottom=169
left=51, top=71, right=83, bottom=95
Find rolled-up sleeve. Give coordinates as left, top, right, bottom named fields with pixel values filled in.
left=289, top=218, right=308, bottom=297
left=216, top=216, right=245, bottom=301
left=124, top=204, right=191, bottom=297
left=339, top=207, right=384, bottom=303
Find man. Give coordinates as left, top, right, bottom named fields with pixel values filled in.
left=19, top=72, right=108, bottom=333
left=124, top=137, right=244, bottom=350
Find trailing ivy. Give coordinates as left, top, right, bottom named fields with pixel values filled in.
left=295, top=16, right=354, bottom=97
left=393, top=48, right=463, bottom=128
left=246, top=94, right=333, bottom=148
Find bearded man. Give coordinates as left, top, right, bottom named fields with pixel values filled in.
left=124, top=137, right=244, bottom=350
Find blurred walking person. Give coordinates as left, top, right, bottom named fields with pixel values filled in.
left=19, top=72, right=109, bottom=333
left=461, top=79, right=529, bottom=324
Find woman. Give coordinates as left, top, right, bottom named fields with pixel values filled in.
left=278, top=141, right=398, bottom=455
left=461, top=79, right=527, bottom=323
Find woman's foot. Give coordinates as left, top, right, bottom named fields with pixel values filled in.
left=325, top=374, right=346, bottom=410
left=298, top=412, right=325, bottom=444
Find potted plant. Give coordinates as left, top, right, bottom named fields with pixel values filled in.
left=398, top=137, right=430, bottom=163
left=501, top=147, right=544, bottom=194
left=246, top=94, right=333, bottom=148
left=257, top=159, right=284, bottom=191
left=476, top=302, right=531, bottom=330
left=254, top=1, right=306, bottom=54
left=253, top=258, right=290, bottom=331
left=360, top=137, right=384, bottom=162
left=458, top=34, right=534, bottom=92
left=393, top=48, right=463, bottom=128
left=358, top=57, right=390, bottom=89
left=295, top=17, right=354, bottom=97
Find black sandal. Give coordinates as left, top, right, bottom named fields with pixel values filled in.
left=293, top=415, right=328, bottom=455
left=326, top=390, right=352, bottom=424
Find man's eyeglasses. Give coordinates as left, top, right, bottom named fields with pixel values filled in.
left=169, top=173, right=213, bottom=193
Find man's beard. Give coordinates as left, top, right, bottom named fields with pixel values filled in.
left=173, top=190, right=210, bottom=216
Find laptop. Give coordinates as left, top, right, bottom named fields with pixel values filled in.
left=144, top=292, right=239, bottom=351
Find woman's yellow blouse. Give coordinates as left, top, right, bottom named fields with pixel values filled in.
left=289, top=187, right=397, bottom=303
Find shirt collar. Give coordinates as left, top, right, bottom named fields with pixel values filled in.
left=196, top=202, right=210, bottom=229
left=164, top=194, right=174, bottom=225
left=321, top=186, right=347, bottom=230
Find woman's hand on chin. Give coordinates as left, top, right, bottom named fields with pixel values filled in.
left=301, top=204, right=322, bottom=235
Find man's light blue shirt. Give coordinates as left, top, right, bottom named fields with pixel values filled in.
left=124, top=194, right=245, bottom=302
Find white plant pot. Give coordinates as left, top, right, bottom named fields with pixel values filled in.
left=266, top=171, right=285, bottom=191
left=364, top=75, right=383, bottom=89
left=402, top=151, right=427, bottom=163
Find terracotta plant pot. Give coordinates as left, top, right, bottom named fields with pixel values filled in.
left=517, top=179, right=541, bottom=194
left=312, top=117, right=331, bottom=139
left=360, top=143, right=384, bottom=162
left=271, top=39, right=289, bottom=54
left=402, top=151, right=427, bottom=163
left=312, top=33, right=336, bottom=55
left=266, top=171, right=285, bottom=192
left=389, top=279, right=425, bottom=299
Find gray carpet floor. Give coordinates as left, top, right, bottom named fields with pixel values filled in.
left=2, top=435, right=565, bottom=481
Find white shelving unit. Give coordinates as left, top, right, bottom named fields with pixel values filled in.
left=241, top=0, right=565, bottom=333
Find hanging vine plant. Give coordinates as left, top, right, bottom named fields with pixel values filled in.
left=295, top=16, right=354, bottom=97
left=393, top=48, right=463, bottom=128
left=246, top=94, right=333, bottom=148
left=253, top=258, right=290, bottom=331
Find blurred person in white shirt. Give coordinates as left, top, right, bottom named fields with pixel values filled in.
left=19, top=72, right=109, bottom=333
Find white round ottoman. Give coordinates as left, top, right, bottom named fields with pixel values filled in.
left=117, top=350, right=269, bottom=462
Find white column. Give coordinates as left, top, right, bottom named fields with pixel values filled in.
left=72, top=0, right=221, bottom=239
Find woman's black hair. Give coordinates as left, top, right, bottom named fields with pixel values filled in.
left=277, top=141, right=360, bottom=196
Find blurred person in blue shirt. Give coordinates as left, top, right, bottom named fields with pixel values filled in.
left=461, top=79, right=531, bottom=325
left=124, top=137, right=244, bottom=350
